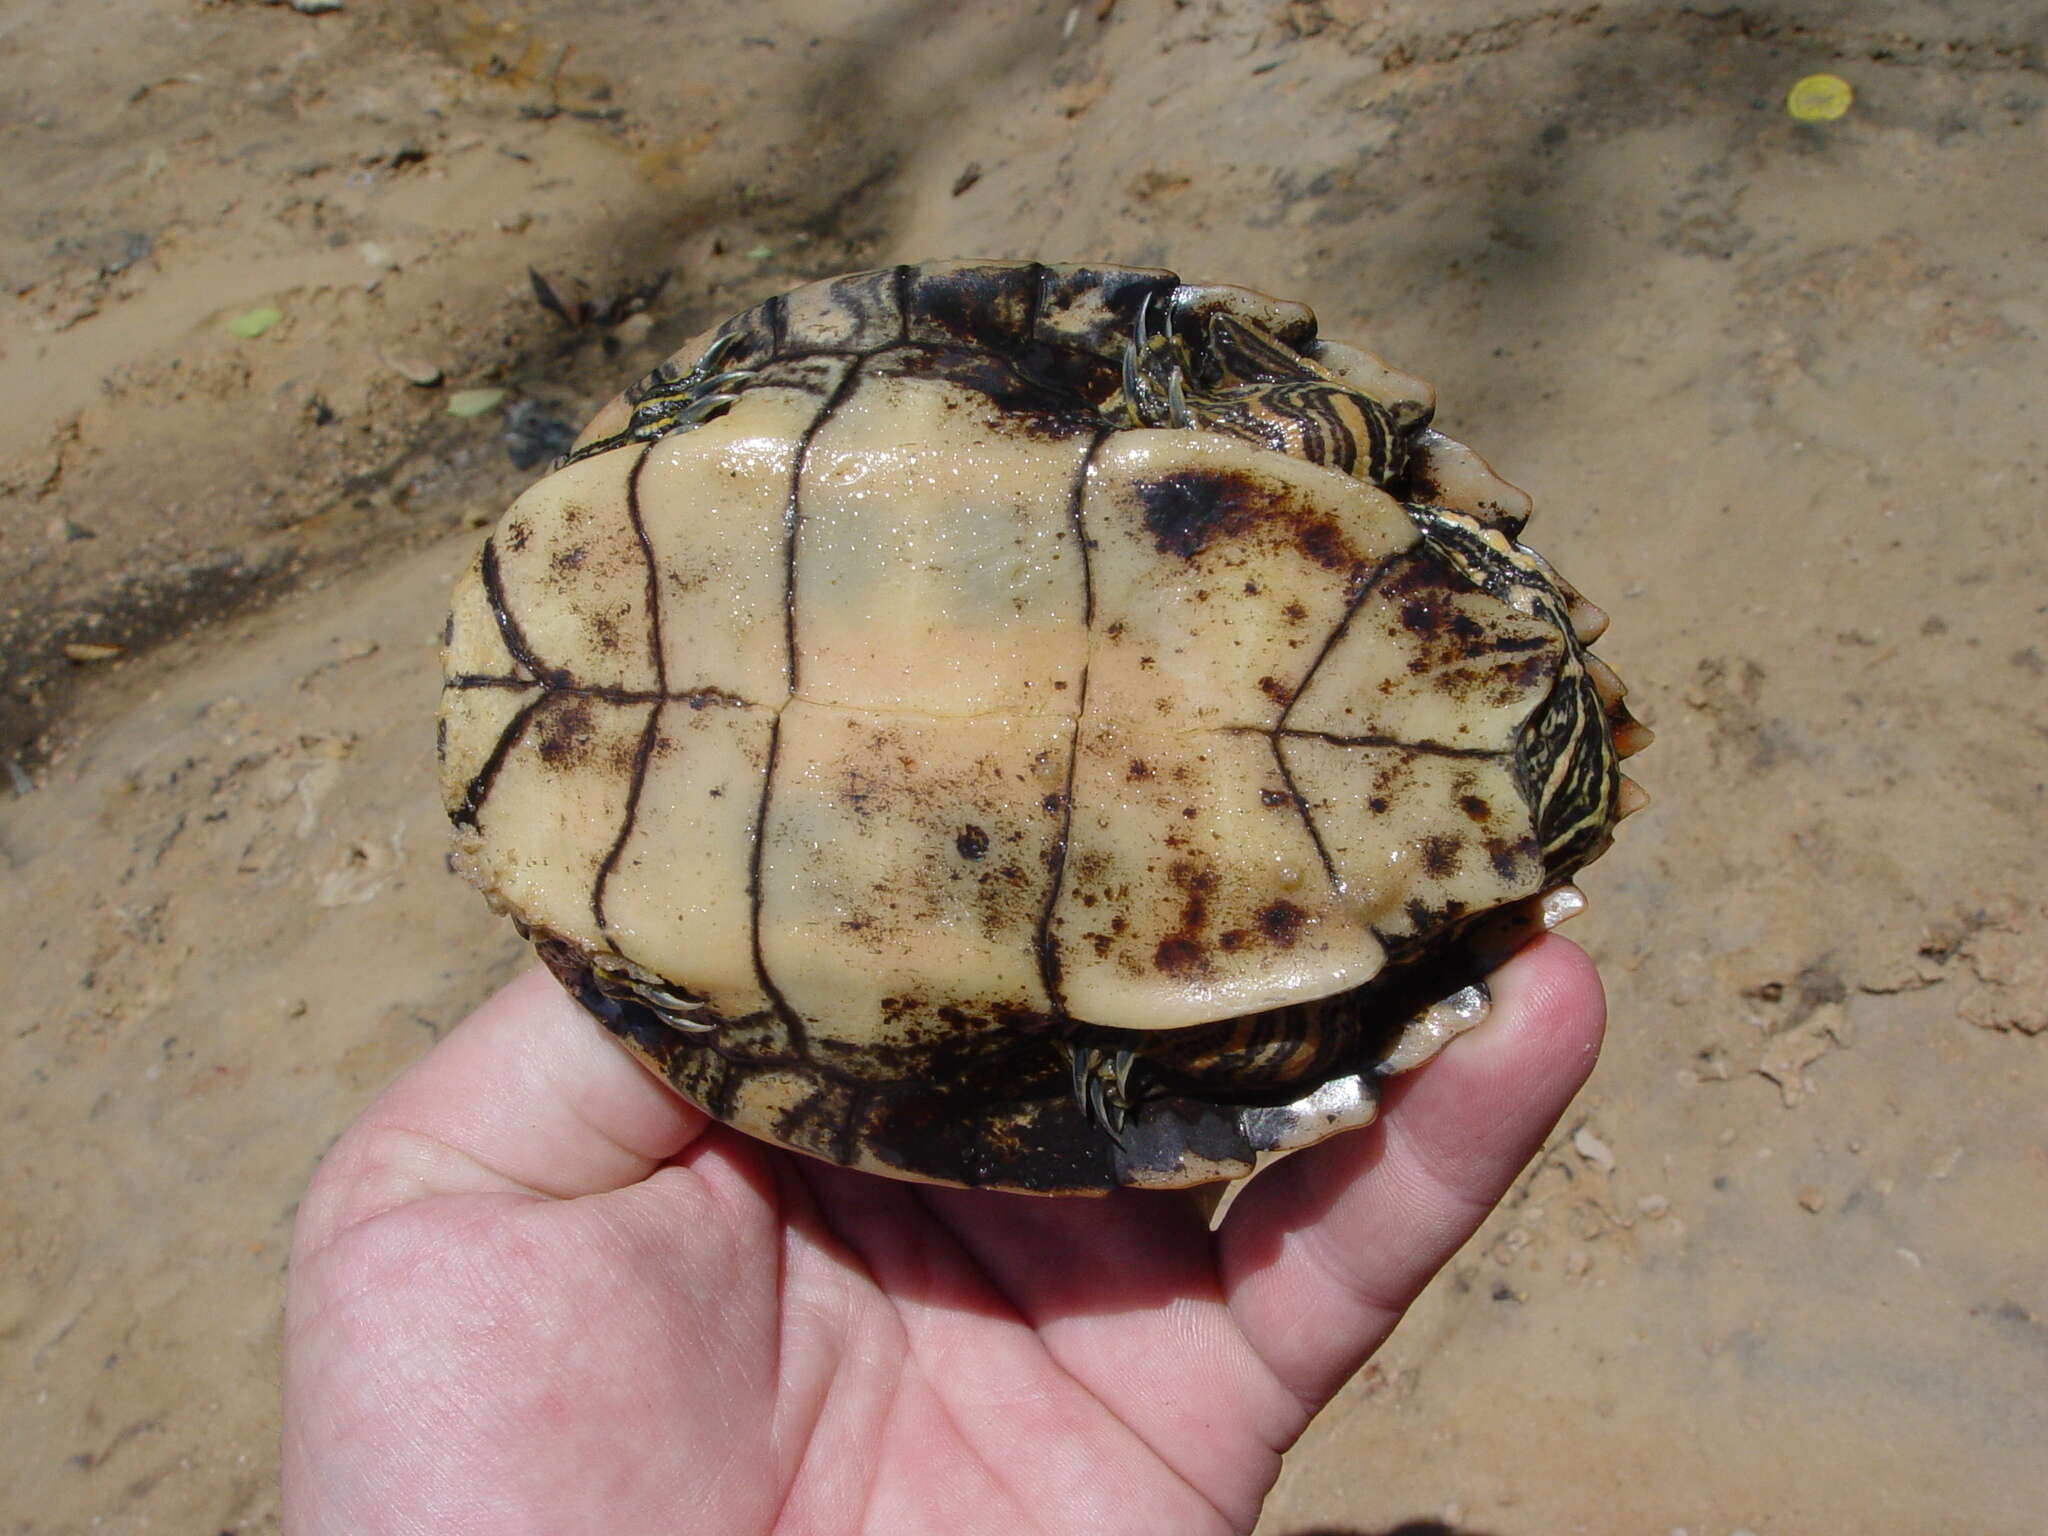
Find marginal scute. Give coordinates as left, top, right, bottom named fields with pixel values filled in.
left=1306, top=339, right=1435, bottom=427
left=782, top=267, right=905, bottom=355
left=905, top=259, right=1041, bottom=350
left=1035, top=263, right=1176, bottom=355
left=1401, top=429, right=1533, bottom=534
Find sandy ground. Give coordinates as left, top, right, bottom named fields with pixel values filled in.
left=4, top=2, right=2046, bottom=1532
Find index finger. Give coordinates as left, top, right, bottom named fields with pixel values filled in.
left=1217, top=934, right=1606, bottom=1407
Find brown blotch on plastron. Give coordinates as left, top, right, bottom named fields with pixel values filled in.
left=1485, top=833, right=1538, bottom=881
left=535, top=699, right=597, bottom=769
left=956, top=824, right=990, bottom=860
left=1133, top=468, right=1363, bottom=576
left=1419, top=834, right=1463, bottom=878
left=1257, top=675, right=1293, bottom=706
left=1459, top=793, right=1493, bottom=823
left=1149, top=860, right=1218, bottom=976
left=1258, top=899, right=1308, bottom=945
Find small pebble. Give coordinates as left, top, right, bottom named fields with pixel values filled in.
left=63, top=641, right=124, bottom=663
left=1798, top=1186, right=1826, bottom=1213
left=381, top=352, right=443, bottom=387
left=1573, top=1124, right=1617, bottom=1175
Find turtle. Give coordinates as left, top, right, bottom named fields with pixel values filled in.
left=437, top=260, right=1648, bottom=1194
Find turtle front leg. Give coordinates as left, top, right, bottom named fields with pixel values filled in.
left=554, top=331, right=762, bottom=467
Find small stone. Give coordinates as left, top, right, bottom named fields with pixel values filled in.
left=1636, top=1194, right=1671, bottom=1219
left=1572, top=1124, right=1616, bottom=1175
left=1797, top=1186, right=1826, bottom=1213
left=381, top=351, right=443, bottom=387
left=47, top=517, right=95, bottom=542
left=63, top=641, right=124, bottom=663
left=287, top=0, right=344, bottom=13
left=1563, top=1248, right=1592, bottom=1278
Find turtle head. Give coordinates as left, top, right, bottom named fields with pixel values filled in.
left=1114, top=296, right=1425, bottom=488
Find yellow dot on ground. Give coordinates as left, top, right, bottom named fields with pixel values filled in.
left=1787, top=73, right=1853, bottom=122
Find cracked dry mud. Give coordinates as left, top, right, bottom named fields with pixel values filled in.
left=3, top=2, right=2044, bottom=1533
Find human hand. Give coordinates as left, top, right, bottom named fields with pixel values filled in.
left=283, top=936, right=1603, bottom=1535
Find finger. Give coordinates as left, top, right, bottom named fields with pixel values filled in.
left=295, top=967, right=709, bottom=1254
left=1218, top=934, right=1605, bottom=1408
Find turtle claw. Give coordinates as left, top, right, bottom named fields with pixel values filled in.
left=1063, top=1043, right=1140, bottom=1141
left=554, top=335, right=760, bottom=467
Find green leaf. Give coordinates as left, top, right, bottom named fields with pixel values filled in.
left=227, top=306, right=283, bottom=339
left=446, top=387, right=508, bottom=418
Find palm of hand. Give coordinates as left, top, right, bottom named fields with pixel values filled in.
left=285, top=944, right=1600, bottom=1536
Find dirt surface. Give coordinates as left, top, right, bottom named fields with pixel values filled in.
left=4, top=2, right=2045, bottom=1532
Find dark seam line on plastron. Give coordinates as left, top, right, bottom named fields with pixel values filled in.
left=1269, top=733, right=1343, bottom=898
left=588, top=453, right=667, bottom=936
left=1033, top=429, right=1111, bottom=1017
left=1270, top=729, right=1506, bottom=761
left=783, top=358, right=869, bottom=697
left=1025, top=262, right=1047, bottom=342
left=702, top=1051, right=739, bottom=1123
left=1069, top=429, right=1106, bottom=625
left=451, top=690, right=547, bottom=830
left=447, top=678, right=752, bottom=707
left=892, top=264, right=912, bottom=343
left=746, top=711, right=809, bottom=1054
left=480, top=537, right=556, bottom=684
left=590, top=703, right=662, bottom=938
left=827, top=1086, right=871, bottom=1167
left=1273, top=549, right=1399, bottom=738
left=627, top=444, right=669, bottom=694
left=444, top=675, right=539, bottom=691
